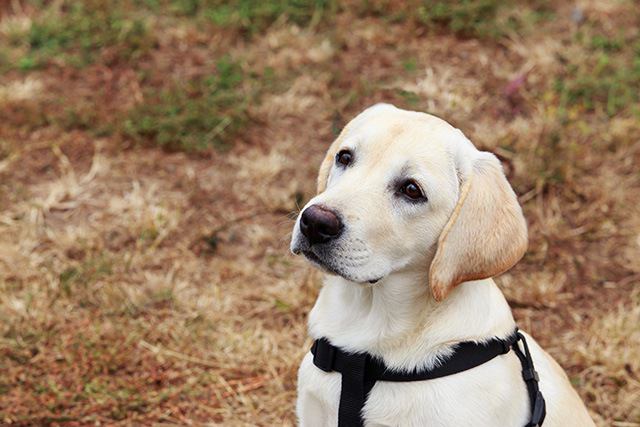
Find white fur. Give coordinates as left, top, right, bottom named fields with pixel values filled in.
left=291, top=105, right=594, bottom=426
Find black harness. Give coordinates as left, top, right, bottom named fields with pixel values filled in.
left=311, top=329, right=546, bottom=427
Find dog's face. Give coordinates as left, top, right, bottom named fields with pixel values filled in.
left=291, top=104, right=459, bottom=283
left=291, top=104, right=528, bottom=300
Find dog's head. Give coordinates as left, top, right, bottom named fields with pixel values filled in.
left=290, top=104, right=527, bottom=301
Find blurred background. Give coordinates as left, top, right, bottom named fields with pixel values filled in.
left=0, top=0, right=639, bottom=425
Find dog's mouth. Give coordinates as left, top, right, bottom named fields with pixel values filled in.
left=301, top=250, right=383, bottom=285
left=301, top=249, right=339, bottom=275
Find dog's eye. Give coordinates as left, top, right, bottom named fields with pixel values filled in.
left=335, top=150, right=353, bottom=167
left=399, top=180, right=426, bottom=201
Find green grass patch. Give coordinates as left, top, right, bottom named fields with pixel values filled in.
left=122, top=57, right=253, bottom=151
left=402, top=58, right=418, bottom=72
left=3, top=0, right=338, bottom=72
left=554, top=33, right=640, bottom=116
left=421, top=0, right=553, bottom=38
left=167, top=0, right=337, bottom=33
left=21, top=0, right=155, bottom=69
left=1, top=0, right=553, bottom=74
left=416, top=0, right=506, bottom=38
left=59, top=256, right=113, bottom=297
left=353, top=0, right=553, bottom=39
left=396, top=89, right=421, bottom=107
left=0, top=97, right=115, bottom=137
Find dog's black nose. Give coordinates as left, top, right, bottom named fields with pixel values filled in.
left=300, top=205, right=342, bottom=245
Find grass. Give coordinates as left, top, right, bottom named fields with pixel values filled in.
left=1, top=0, right=639, bottom=425
left=350, top=0, right=553, bottom=39
left=59, top=255, right=114, bottom=298
left=416, top=0, right=520, bottom=38
left=554, top=35, right=640, bottom=116
left=168, top=0, right=338, bottom=34
left=0, top=0, right=555, bottom=150
left=21, top=0, right=155, bottom=69
left=123, top=57, right=252, bottom=151
left=550, top=8, right=640, bottom=119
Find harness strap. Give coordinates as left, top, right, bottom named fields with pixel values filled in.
left=310, top=328, right=545, bottom=427
left=512, top=331, right=546, bottom=427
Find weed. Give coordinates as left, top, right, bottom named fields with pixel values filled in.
left=402, top=58, right=418, bottom=72
left=416, top=0, right=503, bottom=38
left=123, top=57, right=252, bottom=151
left=22, top=0, right=155, bottom=68
left=555, top=33, right=640, bottom=116
left=396, top=89, right=421, bottom=107
left=59, top=256, right=113, bottom=297
left=173, top=0, right=337, bottom=34
left=346, top=0, right=553, bottom=39
left=139, top=227, right=160, bottom=242
left=17, top=56, right=39, bottom=71
left=590, top=34, right=623, bottom=52
left=274, top=298, right=292, bottom=312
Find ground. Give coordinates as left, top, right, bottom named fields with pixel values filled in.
left=0, top=1, right=639, bottom=426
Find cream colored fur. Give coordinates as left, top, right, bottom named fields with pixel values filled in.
left=291, top=104, right=594, bottom=427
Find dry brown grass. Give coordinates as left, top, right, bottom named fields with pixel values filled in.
left=1, top=1, right=639, bottom=426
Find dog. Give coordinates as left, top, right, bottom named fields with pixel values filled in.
left=290, top=104, right=594, bottom=426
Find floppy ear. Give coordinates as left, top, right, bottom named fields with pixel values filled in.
left=429, top=151, right=528, bottom=302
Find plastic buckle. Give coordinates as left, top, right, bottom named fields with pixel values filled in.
left=313, top=340, right=336, bottom=373
left=522, top=368, right=540, bottom=382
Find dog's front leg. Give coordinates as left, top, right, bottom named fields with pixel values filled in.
left=297, top=391, right=330, bottom=427
left=297, top=353, right=339, bottom=427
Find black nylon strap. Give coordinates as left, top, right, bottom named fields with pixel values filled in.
left=512, top=332, right=546, bottom=427
left=338, top=351, right=369, bottom=427
left=310, top=328, right=545, bottom=426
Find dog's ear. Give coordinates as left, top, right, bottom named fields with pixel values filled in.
left=429, top=150, right=528, bottom=302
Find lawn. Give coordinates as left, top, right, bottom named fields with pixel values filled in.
left=0, top=0, right=639, bottom=425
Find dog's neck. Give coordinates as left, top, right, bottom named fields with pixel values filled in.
left=308, top=270, right=516, bottom=371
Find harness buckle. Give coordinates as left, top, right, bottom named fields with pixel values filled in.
left=313, top=339, right=336, bottom=372
left=522, top=367, right=540, bottom=382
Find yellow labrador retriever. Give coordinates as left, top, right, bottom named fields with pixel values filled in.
left=290, top=104, right=594, bottom=427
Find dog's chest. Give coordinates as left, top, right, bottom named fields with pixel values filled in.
left=296, top=352, right=530, bottom=427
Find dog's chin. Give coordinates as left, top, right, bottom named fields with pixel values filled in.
left=301, top=250, right=384, bottom=285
